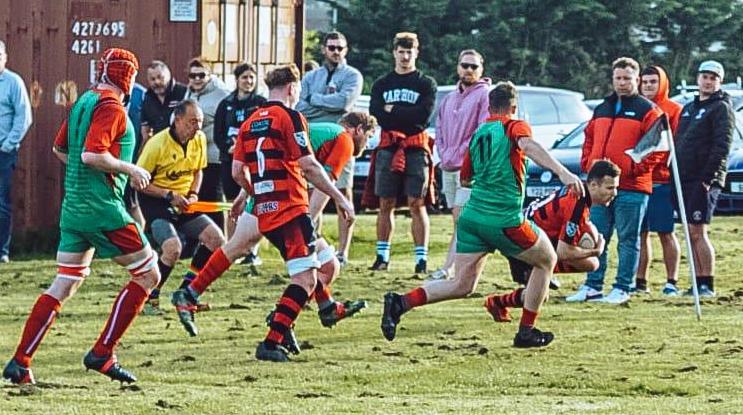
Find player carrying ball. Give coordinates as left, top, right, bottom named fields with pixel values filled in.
left=381, top=81, right=583, bottom=348
left=3, top=49, right=159, bottom=385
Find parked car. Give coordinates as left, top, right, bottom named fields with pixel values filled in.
left=351, top=85, right=591, bottom=210
left=525, top=93, right=743, bottom=213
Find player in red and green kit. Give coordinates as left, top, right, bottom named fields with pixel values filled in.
left=381, top=81, right=583, bottom=348
left=2, top=49, right=160, bottom=385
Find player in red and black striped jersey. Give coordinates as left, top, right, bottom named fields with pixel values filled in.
left=485, top=160, right=621, bottom=322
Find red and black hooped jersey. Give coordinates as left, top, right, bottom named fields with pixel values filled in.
left=234, top=102, right=312, bottom=233
left=524, top=184, right=592, bottom=246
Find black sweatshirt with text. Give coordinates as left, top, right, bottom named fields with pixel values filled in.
left=370, top=70, right=437, bottom=135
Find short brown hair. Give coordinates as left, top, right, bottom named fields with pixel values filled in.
left=458, top=49, right=484, bottom=65
left=233, top=62, right=257, bottom=78
left=339, top=111, right=378, bottom=132
left=612, top=57, right=640, bottom=73
left=489, top=81, right=518, bottom=113
left=393, top=32, right=419, bottom=49
left=323, top=31, right=347, bottom=46
left=187, top=57, right=209, bottom=71
left=587, top=159, right=621, bottom=183
left=264, top=64, right=301, bottom=89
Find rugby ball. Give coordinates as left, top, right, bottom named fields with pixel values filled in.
left=578, top=223, right=598, bottom=249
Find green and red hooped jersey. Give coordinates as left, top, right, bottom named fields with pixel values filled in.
left=53, top=88, right=135, bottom=231
left=309, top=122, right=354, bottom=180
left=460, top=114, right=533, bottom=228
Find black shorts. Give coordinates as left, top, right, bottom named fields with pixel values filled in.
left=123, top=183, right=138, bottom=209
left=264, top=214, right=317, bottom=261
left=199, top=163, right=225, bottom=229
left=674, top=181, right=721, bottom=225
left=373, top=147, right=430, bottom=199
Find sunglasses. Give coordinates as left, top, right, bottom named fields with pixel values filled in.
left=188, top=72, right=208, bottom=80
left=326, top=45, right=345, bottom=52
left=459, top=63, right=480, bottom=71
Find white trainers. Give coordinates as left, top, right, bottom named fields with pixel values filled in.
left=598, top=288, right=630, bottom=305
left=565, top=285, right=603, bottom=302
left=427, top=268, right=449, bottom=281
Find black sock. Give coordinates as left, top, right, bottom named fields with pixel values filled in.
left=666, top=278, right=677, bottom=286
left=180, top=245, right=214, bottom=289
left=697, top=276, right=714, bottom=291
left=266, top=284, right=309, bottom=346
left=635, top=279, right=647, bottom=290
left=155, top=259, right=174, bottom=293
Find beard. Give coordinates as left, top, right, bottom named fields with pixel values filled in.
left=460, top=76, right=476, bottom=87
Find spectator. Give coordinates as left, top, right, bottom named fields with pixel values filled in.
left=636, top=65, right=682, bottom=296
left=136, top=100, right=226, bottom=314
left=140, top=60, right=187, bottom=141
left=567, top=57, right=663, bottom=305
left=303, top=60, right=319, bottom=74
left=429, top=49, right=491, bottom=280
left=0, top=40, right=32, bottom=263
left=184, top=58, right=230, bottom=231
left=365, top=32, right=437, bottom=273
left=674, top=60, right=734, bottom=297
left=296, top=31, right=363, bottom=265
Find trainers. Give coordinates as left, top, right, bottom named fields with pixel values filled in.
left=598, top=288, right=630, bottom=304
left=513, top=327, right=555, bottom=348
left=427, top=268, right=449, bottom=281
left=318, top=300, right=367, bottom=328
left=684, top=284, right=716, bottom=298
left=549, top=278, right=561, bottom=290
left=414, top=259, right=427, bottom=274
left=244, top=253, right=263, bottom=267
left=369, top=255, right=389, bottom=271
left=255, top=341, right=289, bottom=362
left=170, top=289, right=199, bottom=336
left=83, top=351, right=137, bottom=383
left=336, top=253, right=348, bottom=268
left=0, top=255, right=9, bottom=264
left=662, top=282, right=679, bottom=297
left=264, top=310, right=301, bottom=355
left=142, top=298, right=164, bottom=316
left=483, top=296, right=512, bottom=322
left=3, top=359, right=35, bottom=385
left=565, top=285, right=603, bottom=302
left=380, top=292, right=405, bottom=341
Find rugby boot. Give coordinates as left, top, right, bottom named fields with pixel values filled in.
left=369, top=255, right=389, bottom=271
left=381, top=292, right=405, bottom=341
left=83, top=350, right=137, bottom=383
left=414, top=259, right=427, bottom=274
left=265, top=310, right=301, bottom=355
left=171, top=289, right=199, bottom=336
left=255, top=341, right=290, bottom=362
left=484, top=296, right=512, bottom=323
left=513, top=327, right=554, bottom=349
left=549, top=278, right=561, bottom=290
left=3, top=358, right=35, bottom=385
left=142, top=298, right=164, bottom=316
left=318, top=300, right=367, bottom=328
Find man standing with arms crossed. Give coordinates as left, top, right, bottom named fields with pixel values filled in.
left=635, top=65, right=682, bottom=295
left=366, top=32, right=437, bottom=273
left=297, top=31, right=363, bottom=266
left=674, top=60, right=734, bottom=297
left=3, top=48, right=160, bottom=385
left=429, top=49, right=491, bottom=280
left=567, top=57, right=663, bottom=304
left=381, top=82, right=582, bottom=348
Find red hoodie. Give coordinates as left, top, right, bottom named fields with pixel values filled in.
left=644, top=66, right=682, bottom=184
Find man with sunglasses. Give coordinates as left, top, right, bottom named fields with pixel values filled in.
left=428, top=49, right=491, bottom=280
left=297, top=31, right=363, bottom=266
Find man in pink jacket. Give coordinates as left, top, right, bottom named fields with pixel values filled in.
left=429, top=49, right=491, bottom=280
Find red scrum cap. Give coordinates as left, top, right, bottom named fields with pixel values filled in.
left=97, top=48, right=139, bottom=94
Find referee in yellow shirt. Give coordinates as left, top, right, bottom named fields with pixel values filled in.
left=137, top=100, right=226, bottom=314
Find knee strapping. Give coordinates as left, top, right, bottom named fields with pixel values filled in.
left=56, top=263, right=91, bottom=281
left=317, top=246, right=336, bottom=265
left=127, top=251, right=159, bottom=278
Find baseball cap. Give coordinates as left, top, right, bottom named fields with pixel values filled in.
left=698, top=60, right=724, bottom=80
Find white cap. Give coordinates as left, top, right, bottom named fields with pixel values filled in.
left=698, top=60, right=724, bottom=80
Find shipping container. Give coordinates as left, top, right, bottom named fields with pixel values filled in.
left=0, top=0, right=304, bottom=251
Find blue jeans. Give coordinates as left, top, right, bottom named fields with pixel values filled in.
left=586, top=190, right=649, bottom=292
left=0, top=149, right=18, bottom=257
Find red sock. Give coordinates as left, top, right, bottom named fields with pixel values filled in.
left=314, top=280, right=334, bottom=308
left=520, top=308, right=539, bottom=329
left=189, top=248, right=232, bottom=295
left=494, top=288, right=524, bottom=308
left=14, top=294, right=62, bottom=367
left=92, top=281, right=148, bottom=357
left=402, top=287, right=428, bottom=310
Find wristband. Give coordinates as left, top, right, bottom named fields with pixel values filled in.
left=187, top=190, right=199, bottom=198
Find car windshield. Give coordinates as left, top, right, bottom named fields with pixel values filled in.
left=553, top=121, right=588, bottom=149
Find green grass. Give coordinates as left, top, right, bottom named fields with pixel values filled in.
left=1, top=214, right=742, bottom=414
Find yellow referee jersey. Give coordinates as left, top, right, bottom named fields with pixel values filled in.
left=137, top=128, right=207, bottom=195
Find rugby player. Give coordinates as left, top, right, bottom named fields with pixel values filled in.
left=3, top=49, right=158, bottom=384
left=380, top=81, right=583, bottom=348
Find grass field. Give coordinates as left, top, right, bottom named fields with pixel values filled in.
left=1, top=214, right=742, bottom=414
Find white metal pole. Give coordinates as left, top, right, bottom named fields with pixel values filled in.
left=666, top=127, right=702, bottom=320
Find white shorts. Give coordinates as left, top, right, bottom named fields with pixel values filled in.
left=441, top=170, right=471, bottom=208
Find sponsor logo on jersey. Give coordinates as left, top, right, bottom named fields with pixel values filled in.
left=253, top=180, right=275, bottom=195
left=294, top=131, right=308, bottom=147
left=166, top=169, right=194, bottom=181
left=250, top=119, right=271, bottom=134
left=256, top=201, right=279, bottom=215
left=566, top=221, right=578, bottom=238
